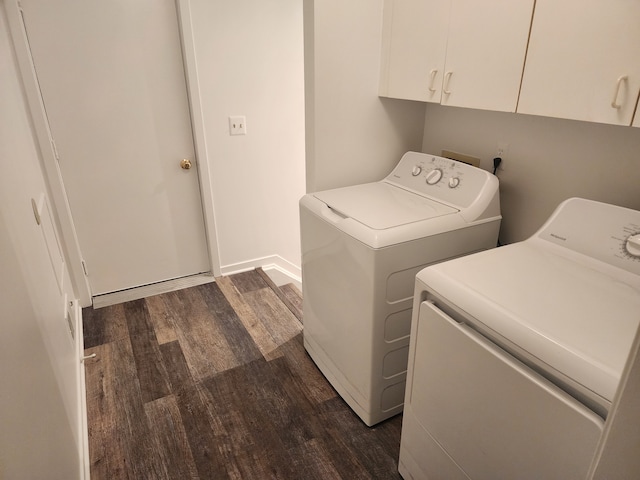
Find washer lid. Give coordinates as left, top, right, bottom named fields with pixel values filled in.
left=313, top=182, right=457, bottom=230
left=418, top=242, right=640, bottom=403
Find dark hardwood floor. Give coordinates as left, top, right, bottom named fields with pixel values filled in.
left=82, top=269, right=402, bottom=479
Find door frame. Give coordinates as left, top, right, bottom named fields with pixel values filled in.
left=4, top=0, right=222, bottom=306
left=176, top=0, right=222, bottom=278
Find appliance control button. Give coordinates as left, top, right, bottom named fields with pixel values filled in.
left=626, top=234, right=640, bottom=257
left=448, top=177, right=460, bottom=188
left=412, top=165, right=422, bottom=176
left=425, top=168, right=443, bottom=185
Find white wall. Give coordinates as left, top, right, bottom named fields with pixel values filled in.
left=421, top=104, right=640, bottom=244
left=0, top=6, right=83, bottom=477
left=304, top=0, right=426, bottom=192
left=190, top=0, right=306, bottom=279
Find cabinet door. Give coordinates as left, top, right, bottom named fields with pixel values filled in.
left=518, top=0, right=640, bottom=125
left=379, top=0, right=450, bottom=102
left=441, top=0, right=534, bottom=112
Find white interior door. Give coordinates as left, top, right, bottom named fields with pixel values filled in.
left=19, top=0, right=211, bottom=296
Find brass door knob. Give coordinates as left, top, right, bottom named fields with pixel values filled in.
left=180, top=159, right=192, bottom=170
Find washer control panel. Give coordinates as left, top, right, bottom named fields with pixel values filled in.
left=538, top=198, right=640, bottom=275
left=385, top=152, right=495, bottom=209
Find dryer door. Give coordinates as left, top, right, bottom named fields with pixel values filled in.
left=403, top=300, right=604, bottom=480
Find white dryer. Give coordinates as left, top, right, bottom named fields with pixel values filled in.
left=300, top=151, right=501, bottom=426
left=400, top=198, right=640, bottom=479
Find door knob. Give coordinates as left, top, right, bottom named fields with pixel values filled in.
left=180, top=159, right=192, bottom=170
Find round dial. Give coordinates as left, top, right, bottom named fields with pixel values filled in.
left=411, top=165, right=422, bottom=176
left=626, top=233, right=640, bottom=257
left=425, top=168, right=443, bottom=185
left=448, top=177, right=460, bottom=188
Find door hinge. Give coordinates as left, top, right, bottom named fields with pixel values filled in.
left=51, top=139, right=60, bottom=161
left=81, top=260, right=89, bottom=276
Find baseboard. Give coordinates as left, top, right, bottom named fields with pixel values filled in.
left=220, top=255, right=301, bottom=290
left=262, top=264, right=302, bottom=291
left=91, top=258, right=300, bottom=309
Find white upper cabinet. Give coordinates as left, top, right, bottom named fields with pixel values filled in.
left=379, top=0, right=450, bottom=103
left=518, top=0, right=640, bottom=126
left=442, top=0, right=533, bottom=112
left=379, top=0, right=534, bottom=112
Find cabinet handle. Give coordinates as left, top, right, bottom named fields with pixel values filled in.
left=428, top=69, right=438, bottom=92
left=611, top=75, right=628, bottom=109
left=443, top=71, right=453, bottom=95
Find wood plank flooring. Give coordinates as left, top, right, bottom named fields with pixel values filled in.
left=82, top=269, right=402, bottom=479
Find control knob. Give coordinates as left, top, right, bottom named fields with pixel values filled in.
left=425, top=168, right=443, bottom=185
left=411, top=165, right=422, bottom=176
left=626, top=233, right=640, bottom=257
left=448, top=177, right=460, bottom=188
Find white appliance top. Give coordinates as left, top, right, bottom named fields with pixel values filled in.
left=314, top=182, right=456, bottom=230
left=418, top=198, right=640, bottom=404
left=303, top=152, right=501, bottom=248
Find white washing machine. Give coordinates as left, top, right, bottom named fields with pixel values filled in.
left=400, top=197, right=640, bottom=479
left=300, top=151, right=501, bottom=426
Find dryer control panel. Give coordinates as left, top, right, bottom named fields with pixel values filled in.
left=537, top=197, right=640, bottom=275
left=385, top=152, right=495, bottom=209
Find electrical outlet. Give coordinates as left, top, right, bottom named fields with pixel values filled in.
left=496, top=142, right=509, bottom=158
left=229, top=116, right=247, bottom=135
